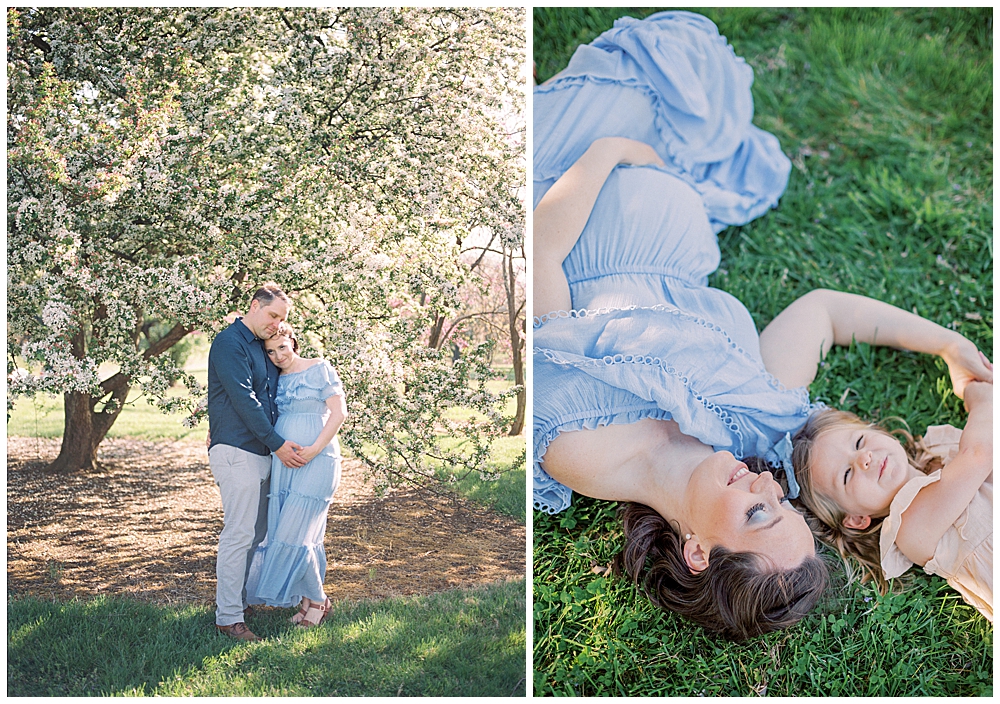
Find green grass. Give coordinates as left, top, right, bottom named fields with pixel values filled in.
left=533, top=6, right=992, bottom=696
left=434, top=434, right=526, bottom=521
left=8, top=578, right=526, bottom=697
left=6, top=385, right=208, bottom=442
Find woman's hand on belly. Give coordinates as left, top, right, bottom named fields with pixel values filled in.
left=293, top=444, right=317, bottom=464
left=595, top=137, right=665, bottom=168
left=296, top=441, right=338, bottom=464
left=534, top=138, right=665, bottom=318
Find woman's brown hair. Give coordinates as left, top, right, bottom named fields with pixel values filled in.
left=272, top=321, right=299, bottom=352
left=613, top=459, right=828, bottom=642
left=791, top=408, right=939, bottom=594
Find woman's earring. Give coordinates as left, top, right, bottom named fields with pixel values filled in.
left=685, top=534, right=691, bottom=541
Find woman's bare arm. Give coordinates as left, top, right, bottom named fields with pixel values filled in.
left=533, top=137, right=664, bottom=317
left=894, top=381, right=992, bottom=565
left=759, top=289, right=992, bottom=397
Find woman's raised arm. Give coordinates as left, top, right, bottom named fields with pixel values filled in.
left=759, top=288, right=992, bottom=396
left=533, top=137, right=664, bottom=317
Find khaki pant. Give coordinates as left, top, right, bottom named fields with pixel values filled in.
left=209, top=444, right=271, bottom=626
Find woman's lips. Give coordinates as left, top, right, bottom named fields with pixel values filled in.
left=728, top=463, right=749, bottom=485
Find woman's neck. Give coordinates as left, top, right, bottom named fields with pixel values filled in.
left=639, top=421, right=714, bottom=524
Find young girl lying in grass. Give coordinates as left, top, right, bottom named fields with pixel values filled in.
left=781, top=301, right=993, bottom=620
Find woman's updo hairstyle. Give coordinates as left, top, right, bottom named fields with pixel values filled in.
left=273, top=321, right=299, bottom=352
left=613, top=457, right=828, bottom=641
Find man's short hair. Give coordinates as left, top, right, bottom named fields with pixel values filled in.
left=251, top=282, right=290, bottom=308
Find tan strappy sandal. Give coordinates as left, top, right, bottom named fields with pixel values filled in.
left=298, top=597, right=331, bottom=628
left=289, top=599, right=310, bottom=625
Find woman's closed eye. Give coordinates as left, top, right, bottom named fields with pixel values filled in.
left=745, top=502, right=766, bottom=523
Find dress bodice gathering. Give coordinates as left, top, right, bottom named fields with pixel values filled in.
left=274, top=361, right=344, bottom=459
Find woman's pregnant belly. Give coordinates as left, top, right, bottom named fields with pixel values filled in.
left=275, top=412, right=340, bottom=457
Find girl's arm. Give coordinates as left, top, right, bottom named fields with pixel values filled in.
left=298, top=392, right=348, bottom=464
left=759, top=289, right=992, bottom=397
left=893, top=381, right=992, bottom=565
left=533, top=137, right=664, bottom=317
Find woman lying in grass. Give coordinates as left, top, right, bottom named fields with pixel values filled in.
left=789, top=364, right=992, bottom=619
left=534, top=137, right=993, bottom=640
left=534, top=134, right=826, bottom=641
left=533, top=11, right=992, bottom=640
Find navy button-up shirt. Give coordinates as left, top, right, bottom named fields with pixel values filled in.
left=207, top=318, right=284, bottom=456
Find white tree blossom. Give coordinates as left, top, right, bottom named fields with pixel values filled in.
left=7, top=7, right=526, bottom=480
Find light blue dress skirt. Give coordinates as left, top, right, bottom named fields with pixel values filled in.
left=247, top=361, right=344, bottom=606
left=533, top=12, right=817, bottom=515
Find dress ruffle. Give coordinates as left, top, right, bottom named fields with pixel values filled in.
left=277, top=361, right=344, bottom=405
left=880, top=470, right=942, bottom=580
left=534, top=10, right=790, bottom=233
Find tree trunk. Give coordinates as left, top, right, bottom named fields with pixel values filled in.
left=48, top=372, right=133, bottom=473
left=427, top=314, right=446, bottom=350
left=49, top=391, right=101, bottom=472
left=504, top=250, right=526, bottom=436
left=47, top=323, right=190, bottom=472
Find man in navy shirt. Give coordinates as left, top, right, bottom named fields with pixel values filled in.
left=208, top=282, right=306, bottom=641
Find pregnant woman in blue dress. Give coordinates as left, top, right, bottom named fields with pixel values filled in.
left=246, top=322, right=348, bottom=627
left=534, top=12, right=829, bottom=640
left=535, top=135, right=827, bottom=640
left=533, top=11, right=989, bottom=640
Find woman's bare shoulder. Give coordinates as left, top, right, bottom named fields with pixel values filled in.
left=542, top=419, right=671, bottom=503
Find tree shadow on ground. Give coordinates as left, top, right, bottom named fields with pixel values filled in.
left=8, top=437, right=525, bottom=605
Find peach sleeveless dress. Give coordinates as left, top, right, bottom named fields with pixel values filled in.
left=880, top=424, right=992, bottom=621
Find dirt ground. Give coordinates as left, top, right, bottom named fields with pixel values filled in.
left=6, top=436, right=525, bottom=606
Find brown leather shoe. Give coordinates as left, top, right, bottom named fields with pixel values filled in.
left=216, top=621, right=260, bottom=642
left=243, top=605, right=257, bottom=620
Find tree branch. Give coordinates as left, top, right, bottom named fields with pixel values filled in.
left=143, top=323, right=192, bottom=359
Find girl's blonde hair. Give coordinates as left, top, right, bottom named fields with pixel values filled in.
left=791, top=408, right=942, bottom=594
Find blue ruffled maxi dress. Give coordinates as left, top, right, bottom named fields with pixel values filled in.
left=246, top=361, right=344, bottom=606
left=533, top=12, right=819, bottom=515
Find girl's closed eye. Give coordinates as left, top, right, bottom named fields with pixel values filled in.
left=745, top=502, right=766, bottom=523
left=844, top=434, right=865, bottom=485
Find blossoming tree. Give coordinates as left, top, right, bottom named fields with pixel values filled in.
left=7, top=7, right=526, bottom=479
left=431, top=234, right=526, bottom=436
